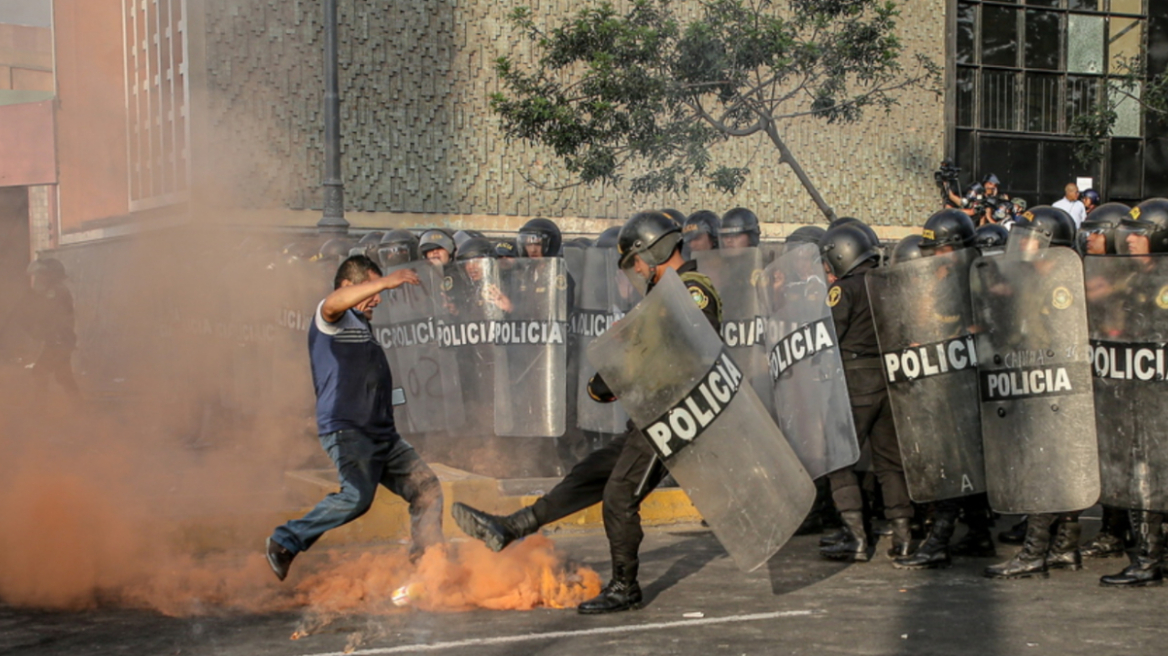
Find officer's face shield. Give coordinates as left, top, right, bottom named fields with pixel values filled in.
left=1074, top=224, right=1112, bottom=256
left=518, top=231, right=549, bottom=258
left=1116, top=220, right=1153, bottom=255
left=378, top=243, right=414, bottom=269
left=719, top=229, right=758, bottom=249
left=619, top=251, right=653, bottom=296
left=1005, top=225, right=1051, bottom=260
left=423, top=247, right=452, bottom=265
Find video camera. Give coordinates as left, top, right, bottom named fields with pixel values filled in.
left=934, top=159, right=961, bottom=193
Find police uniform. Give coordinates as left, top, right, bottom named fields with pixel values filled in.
left=825, top=259, right=912, bottom=522
left=531, top=260, right=721, bottom=583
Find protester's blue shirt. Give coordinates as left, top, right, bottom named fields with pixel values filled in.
left=308, top=300, right=399, bottom=440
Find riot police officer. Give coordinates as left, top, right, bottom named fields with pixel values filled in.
left=720, top=207, right=761, bottom=249
left=377, top=229, right=421, bottom=270
left=450, top=211, right=722, bottom=613
left=419, top=229, right=456, bottom=265
left=350, top=231, right=386, bottom=260
left=682, top=210, right=720, bottom=256
left=818, top=223, right=914, bottom=562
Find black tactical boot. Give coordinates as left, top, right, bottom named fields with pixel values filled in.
left=1101, top=511, right=1164, bottom=587
left=1046, top=518, right=1083, bottom=571
left=893, top=514, right=955, bottom=569
left=819, top=511, right=870, bottom=562
left=951, top=503, right=997, bottom=558
left=1082, top=506, right=1128, bottom=559
left=984, top=514, right=1054, bottom=579
left=886, top=518, right=913, bottom=558
left=578, top=562, right=643, bottom=614
left=265, top=537, right=295, bottom=582
left=819, top=527, right=848, bottom=547
left=998, top=516, right=1028, bottom=545
left=451, top=503, right=539, bottom=552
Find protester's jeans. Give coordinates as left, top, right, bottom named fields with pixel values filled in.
left=271, top=430, right=443, bottom=556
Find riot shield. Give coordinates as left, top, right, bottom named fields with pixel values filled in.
left=693, top=248, right=775, bottom=417
left=969, top=248, right=1099, bottom=514
left=1085, top=254, right=1168, bottom=511
left=437, top=258, right=506, bottom=431
left=589, top=269, right=815, bottom=572
left=493, top=257, right=570, bottom=437
left=866, top=249, right=987, bottom=502
left=759, top=244, right=860, bottom=479
left=371, top=261, right=465, bottom=435
left=573, top=247, right=638, bottom=434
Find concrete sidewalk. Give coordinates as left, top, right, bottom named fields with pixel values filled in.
left=4, top=522, right=1167, bottom=656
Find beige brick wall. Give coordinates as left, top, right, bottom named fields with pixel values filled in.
left=195, top=0, right=946, bottom=229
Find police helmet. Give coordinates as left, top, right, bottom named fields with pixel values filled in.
left=1081, top=189, right=1101, bottom=208
left=453, top=229, right=486, bottom=250
left=890, top=234, right=924, bottom=265
left=829, top=217, right=880, bottom=250
left=1075, top=202, right=1129, bottom=256
left=419, top=229, right=456, bottom=257
left=974, top=223, right=1009, bottom=254
left=920, top=209, right=976, bottom=252
left=495, top=239, right=519, bottom=259
left=1117, top=198, right=1168, bottom=254
left=660, top=208, right=687, bottom=226
left=377, top=229, right=420, bottom=269
left=454, top=237, right=497, bottom=261
left=350, top=231, right=386, bottom=259
left=1020, top=206, right=1076, bottom=248
left=518, top=218, right=563, bottom=257
left=719, top=207, right=761, bottom=247
left=596, top=226, right=621, bottom=249
left=682, top=210, right=720, bottom=248
left=784, top=225, right=828, bottom=252
left=314, top=237, right=355, bottom=263
left=617, top=211, right=683, bottom=271
left=820, top=224, right=878, bottom=279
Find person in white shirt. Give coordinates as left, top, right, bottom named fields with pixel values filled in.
left=1052, top=183, right=1087, bottom=228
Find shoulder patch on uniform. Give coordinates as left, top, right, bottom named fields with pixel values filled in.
left=690, top=286, right=709, bottom=309
left=827, top=285, right=842, bottom=308
left=750, top=269, right=765, bottom=287
left=555, top=274, right=568, bottom=290
left=442, top=276, right=454, bottom=291
left=1052, top=285, right=1073, bottom=310
left=1156, top=285, right=1168, bottom=310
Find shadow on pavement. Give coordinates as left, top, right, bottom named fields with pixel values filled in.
left=639, top=531, right=727, bottom=605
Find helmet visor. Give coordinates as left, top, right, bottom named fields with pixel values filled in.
left=1074, top=224, right=1111, bottom=256
left=518, top=231, right=548, bottom=256
left=1116, top=221, right=1153, bottom=255
left=1005, top=226, right=1051, bottom=259
left=378, top=243, right=413, bottom=268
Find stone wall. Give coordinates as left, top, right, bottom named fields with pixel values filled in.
left=197, top=0, right=946, bottom=227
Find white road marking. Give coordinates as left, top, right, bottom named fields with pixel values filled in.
left=300, top=609, right=821, bottom=656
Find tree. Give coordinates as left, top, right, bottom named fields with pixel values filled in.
left=489, top=0, right=941, bottom=220
left=1071, top=54, right=1168, bottom=169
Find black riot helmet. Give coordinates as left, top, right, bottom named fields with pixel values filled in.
left=1117, top=198, right=1168, bottom=254
left=453, top=229, right=486, bottom=250
left=660, top=208, right=687, bottom=226
left=313, top=237, right=355, bottom=264
left=377, top=229, right=420, bottom=269
left=719, top=207, right=761, bottom=247
left=518, top=217, right=563, bottom=257
left=1021, top=206, right=1076, bottom=248
left=454, top=237, right=497, bottom=261
left=596, top=226, right=621, bottom=248
left=26, top=257, right=67, bottom=283
left=682, top=210, right=720, bottom=250
left=1075, top=202, right=1129, bottom=256
left=974, top=223, right=1009, bottom=255
left=495, top=239, right=519, bottom=259
left=820, top=224, right=878, bottom=279
left=419, top=229, right=456, bottom=259
left=829, top=217, right=880, bottom=250
left=784, top=225, right=828, bottom=254
left=350, top=231, right=386, bottom=259
left=920, top=209, right=976, bottom=253
left=617, top=211, right=683, bottom=293
left=890, top=234, right=924, bottom=265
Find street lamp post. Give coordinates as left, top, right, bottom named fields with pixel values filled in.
left=317, top=0, right=349, bottom=232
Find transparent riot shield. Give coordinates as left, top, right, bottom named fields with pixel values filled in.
left=574, top=247, right=638, bottom=434
left=494, top=257, right=570, bottom=437
left=437, top=258, right=505, bottom=431
left=866, top=249, right=987, bottom=502
left=1085, top=254, right=1168, bottom=511
left=589, top=269, right=815, bottom=572
left=759, top=244, right=860, bottom=479
left=694, top=248, right=775, bottom=418
left=371, top=261, right=464, bottom=435
left=970, top=248, right=1099, bottom=514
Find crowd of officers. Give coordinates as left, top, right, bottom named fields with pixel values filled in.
left=297, top=189, right=1167, bottom=591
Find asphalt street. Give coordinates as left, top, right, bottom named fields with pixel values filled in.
left=3, top=519, right=1167, bottom=656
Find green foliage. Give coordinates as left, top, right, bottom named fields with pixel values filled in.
left=1071, top=54, right=1168, bottom=168
left=489, top=0, right=938, bottom=196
